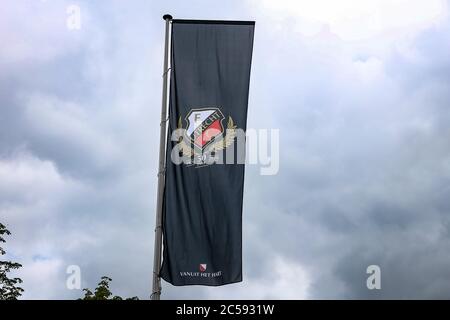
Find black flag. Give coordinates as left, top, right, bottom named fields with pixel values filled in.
left=160, top=19, right=255, bottom=286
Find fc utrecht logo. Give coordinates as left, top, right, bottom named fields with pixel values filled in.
left=177, top=107, right=237, bottom=157
left=199, top=264, right=207, bottom=272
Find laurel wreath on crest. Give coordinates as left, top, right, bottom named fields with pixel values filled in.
left=177, top=116, right=237, bottom=156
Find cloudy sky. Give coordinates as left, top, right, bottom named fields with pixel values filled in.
left=1, top=0, right=450, bottom=299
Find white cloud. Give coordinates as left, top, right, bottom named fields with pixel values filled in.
left=19, top=258, right=64, bottom=300
left=0, top=152, right=84, bottom=211
left=205, top=257, right=310, bottom=299
left=0, top=1, right=87, bottom=67
left=250, top=0, right=448, bottom=40
left=22, top=93, right=121, bottom=175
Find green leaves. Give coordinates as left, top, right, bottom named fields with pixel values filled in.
left=80, top=276, right=139, bottom=300
left=0, top=223, right=24, bottom=300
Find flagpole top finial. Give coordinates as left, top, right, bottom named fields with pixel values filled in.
left=163, top=14, right=173, bottom=21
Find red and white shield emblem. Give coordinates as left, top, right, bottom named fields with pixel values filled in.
left=185, top=108, right=225, bottom=150
left=199, top=264, right=207, bottom=272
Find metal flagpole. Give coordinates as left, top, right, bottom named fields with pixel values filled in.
left=152, top=13, right=172, bottom=301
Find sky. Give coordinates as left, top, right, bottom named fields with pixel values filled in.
left=1, top=0, right=450, bottom=299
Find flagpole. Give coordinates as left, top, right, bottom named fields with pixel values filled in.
left=152, top=13, right=172, bottom=301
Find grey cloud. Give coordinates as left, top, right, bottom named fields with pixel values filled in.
left=2, top=0, right=450, bottom=300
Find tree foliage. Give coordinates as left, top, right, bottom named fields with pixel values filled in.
left=0, top=223, right=24, bottom=300
left=81, top=276, right=138, bottom=300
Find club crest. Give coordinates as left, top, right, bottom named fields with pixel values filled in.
left=185, top=108, right=225, bottom=150
left=176, top=107, right=237, bottom=159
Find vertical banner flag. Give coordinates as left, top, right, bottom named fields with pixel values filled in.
left=161, top=19, right=255, bottom=286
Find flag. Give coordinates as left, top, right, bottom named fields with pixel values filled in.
left=160, top=19, right=255, bottom=286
